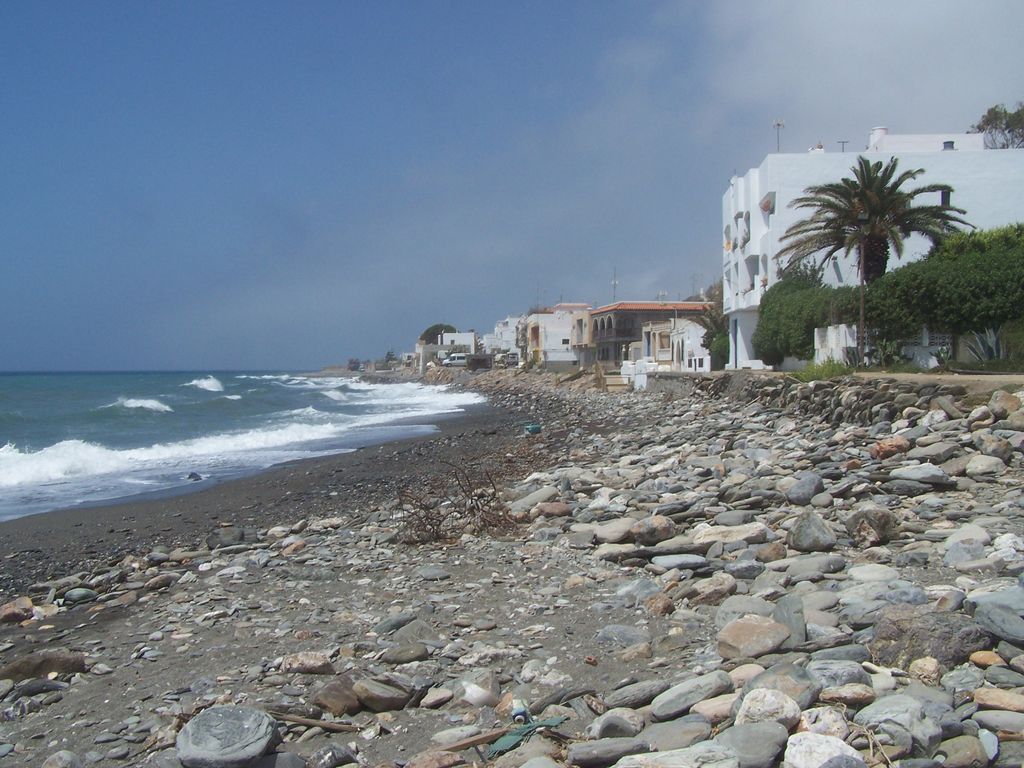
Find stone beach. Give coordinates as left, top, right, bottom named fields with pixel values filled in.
left=2, top=369, right=1024, bottom=768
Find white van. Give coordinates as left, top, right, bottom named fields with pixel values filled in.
left=442, top=353, right=468, bottom=367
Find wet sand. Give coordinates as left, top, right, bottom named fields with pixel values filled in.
left=0, top=400, right=552, bottom=597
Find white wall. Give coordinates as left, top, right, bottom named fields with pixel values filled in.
left=723, top=136, right=1024, bottom=369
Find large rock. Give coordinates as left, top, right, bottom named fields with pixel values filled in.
left=786, top=472, right=825, bottom=506
left=853, top=695, right=942, bottom=757
left=733, top=689, right=800, bottom=730
left=788, top=510, right=836, bottom=553
left=843, top=507, right=897, bottom=547
left=972, top=602, right=1024, bottom=644
left=176, top=706, right=278, bottom=768
left=605, top=680, right=672, bottom=710
left=311, top=677, right=361, bottom=716
left=741, top=664, right=822, bottom=710
left=889, top=463, right=951, bottom=485
left=353, top=675, right=416, bottom=711
left=651, top=671, right=733, bottom=721
left=869, top=604, right=993, bottom=668
left=783, top=733, right=864, bottom=768
left=717, top=615, right=790, bottom=660
left=714, top=722, right=788, bottom=768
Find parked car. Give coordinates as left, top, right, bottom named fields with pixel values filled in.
left=442, top=353, right=468, bottom=367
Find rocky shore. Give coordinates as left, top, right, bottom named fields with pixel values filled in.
left=2, top=370, right=1024, bottom=768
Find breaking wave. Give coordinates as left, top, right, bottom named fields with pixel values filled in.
left=183, top=376, right=224, bottom=392
left=101, top=398, right=174, bottom=413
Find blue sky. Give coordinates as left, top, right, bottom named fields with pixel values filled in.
left=3, top=1, right=1022, bottom=370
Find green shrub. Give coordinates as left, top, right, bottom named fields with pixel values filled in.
left=791, top=359, right=854, bottom=382
left=709, top=333, right=730, bottom=370
left=752, top=270, right=855, bottom=366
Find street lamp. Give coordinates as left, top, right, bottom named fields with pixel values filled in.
left=857, top=212, right=869, bottom=365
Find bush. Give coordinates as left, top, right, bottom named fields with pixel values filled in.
left=752, top=269, right=856, bottom=366
left=866, top=224, right=1024, bottom=336
left=791, top=359, right=854, bottom=382
left=710, top=333, right=730, bottom=370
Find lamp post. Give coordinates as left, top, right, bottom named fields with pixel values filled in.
left=857, top=212, right=869, bottom=365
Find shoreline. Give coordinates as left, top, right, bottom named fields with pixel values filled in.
left=0, top=398, right=539, bottom=597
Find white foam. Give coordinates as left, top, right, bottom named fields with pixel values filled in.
left=102, top=397, right=174, bottom=413
left=223, top=395, right=242, bottom=401
left=182, top=376, right=224, bottom=392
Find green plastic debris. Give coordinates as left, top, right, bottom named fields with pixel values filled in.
left=486, top=716, right=568, bottom=759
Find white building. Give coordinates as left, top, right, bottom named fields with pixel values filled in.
left=723, top=126, right=1024, bottom=369
left=640, top=318, right=711, bottom=374
left=439, top=331, right=477, bottom=353
left=482, top=315, right=522, bottom=354
left=526, top=302, right=590, bottom=371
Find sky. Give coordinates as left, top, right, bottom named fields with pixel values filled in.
left=2, top=1, right=1022, bottom=371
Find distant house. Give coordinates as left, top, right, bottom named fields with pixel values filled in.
left=570, top=309, right=596, bottom=368
left=525, top=303, right=590, bottom=371
left=640, top=317, right=711, bottom=373
left=589, top=301, right=708, bottom=365
left=482, top=316, right=523, bottom=354
left=439, top=331, right=477, bottom=353
left=724, top=125, right=1024, bottom=370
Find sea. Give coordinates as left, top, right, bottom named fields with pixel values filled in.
left=0, top=372, right=485, bottom=521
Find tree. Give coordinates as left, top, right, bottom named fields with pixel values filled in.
left=419, top=323, right=456, bottom=343
left=971, top=102, right=1024, bottom=149
left=777, top=156, right=970, bottom=284
left=695, top=280, right=727, bottom=350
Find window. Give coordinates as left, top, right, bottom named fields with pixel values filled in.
left=941, top=189, right=951, bottom=207
left=561, top=338, right=570, bottom=345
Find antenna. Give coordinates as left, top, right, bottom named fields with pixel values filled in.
left=838, top=140, right=849, bottom=153
left=611, top=268, right=619, bottom=303
left=772, top=119, right=785, bottom=152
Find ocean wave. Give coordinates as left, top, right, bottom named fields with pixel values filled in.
left=182, top=376, right=224, bottom=392
left=101, top=397, right=174, bottom=413
left=223, top=395, right=242, bottom=400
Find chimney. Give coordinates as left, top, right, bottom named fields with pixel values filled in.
left=868, top=126, right=888, bottom=150
left=942, top=140, right=955, bottom=151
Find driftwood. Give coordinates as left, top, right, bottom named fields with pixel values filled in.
left=265, top=710, right=360, bottom=733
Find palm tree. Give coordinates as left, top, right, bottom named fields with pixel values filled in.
left=777, top=156, right=970, bottom=283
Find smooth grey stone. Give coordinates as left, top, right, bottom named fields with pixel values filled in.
left=985, top=664, right=1024, bottom=687
left=788, top=510, right=837, bottom=552
left=890, top=464, right=951, bottom=485
left=944, top=540, right=987, bottom=567
left=639, top=716, right=712, bottom=751
left=853, top=695, right=942, bottom=757
left=566, top=738, right=650, bottom=768
left=175, top=706, right=277, bottom=768
left=416, top=565, right=450, bottom=581
left=604, top=680, right=672, bottom=710
left=714, top=722, right=788, bottom=768
left=879, top=479, right=932, bottom=497
left=715, top=595, right=775, bottom=629
left=773, top=593, right=807, bottom=649
left=941, top=664, right=986, bottom=694
left=973, top=602, right=1024, bottom=644
left=63, top=588, right=99, bottom=604
left=585, top=709, right=645, bottom=739
left=652, top=671, right=733, bottom=721
left=786, top=472, right=824, bottom=506
left=740, top=663, right=821, bottom=710
left=972, top=709, right=1024, bottom=733
left=596, top=625, right=652, bottom=647
left=614, top=579, right=664, bottom=606
left=806, top=660, right=871, bottom=688
left=968, top=586, right=1024, bottom=613
left=373, top=611, right=417, bottom=635
left=725, top=560, right=765, bottom=580
left=651, top=555, right=708, bottom=570
left=994, top=741, right=1024, bottom=768
left=810, top=644, right=871, bottom=662
left=817, top=759, right=867, bottom=768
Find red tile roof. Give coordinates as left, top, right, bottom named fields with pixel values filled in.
left=591, top=301, right=709, bottom=314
